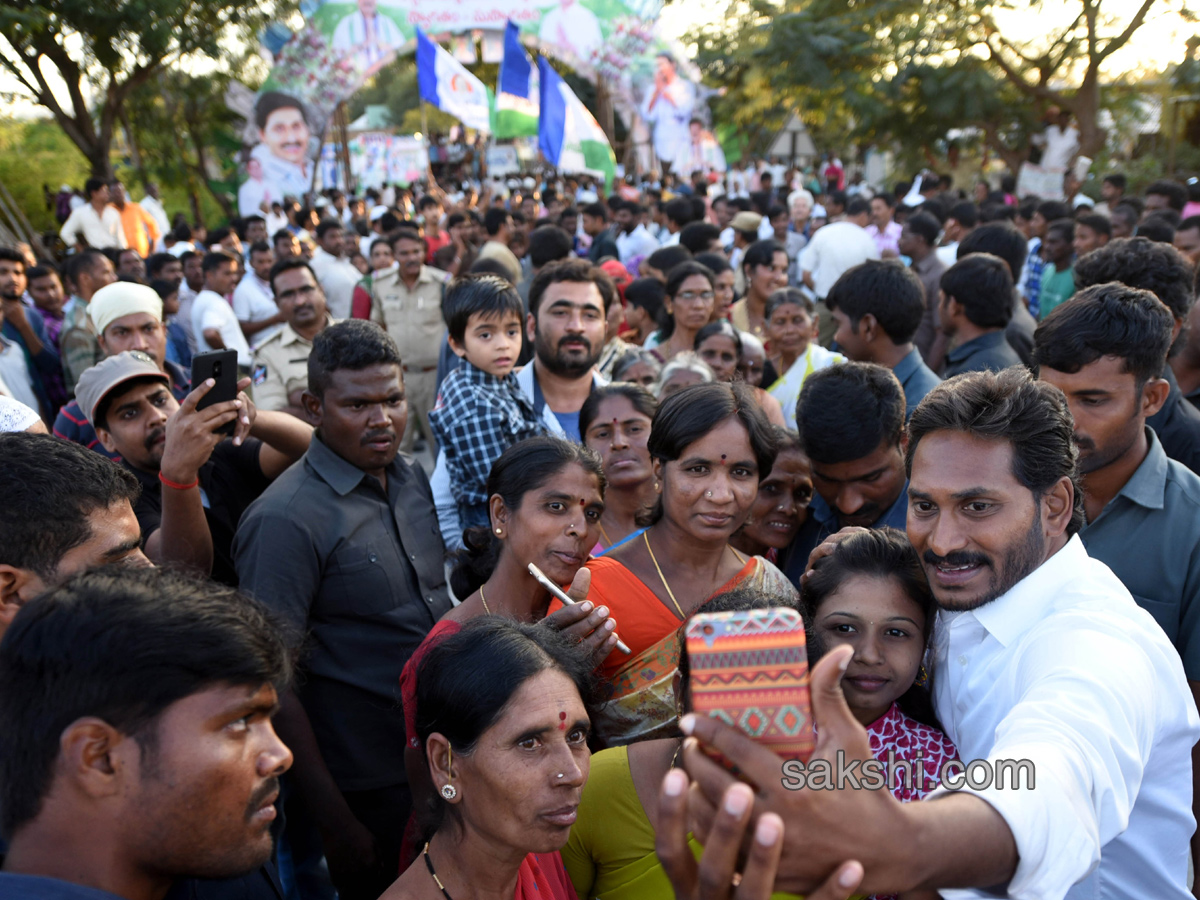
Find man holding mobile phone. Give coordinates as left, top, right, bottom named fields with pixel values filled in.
left=74, top=350, right=313, bottom=585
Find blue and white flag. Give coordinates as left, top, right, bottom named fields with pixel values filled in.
left=537, top=56, right=615, bottom=188
left=415, top=27, right=491, bottom=134
left=495, top=21, right=539, bottom=139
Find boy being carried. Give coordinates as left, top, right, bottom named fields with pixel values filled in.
left=429, top=274, right=547, bottom=531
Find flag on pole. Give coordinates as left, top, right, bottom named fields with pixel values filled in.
left=537, top=57, right=615, bottom=188
left=494, top=21, right=539, bottom=139
left=415, top=27, right=492, bottom=134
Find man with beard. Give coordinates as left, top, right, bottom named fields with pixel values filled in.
left=234, top=320, right=452, bottom=900
left=0, top=566, right=293, bottom=900
left=671, top=367, right=1199, bottom=900
left=1035, top=282, right=1200, bottom=870
left=252, top=258, right=334, bottom=418
left=428, top=258, right=610, bottom=549
left=780, top=361, right=909, bottom=588
left=369, top=227, right=448, bottom=453
left=77, top=349, right=311, bottom=584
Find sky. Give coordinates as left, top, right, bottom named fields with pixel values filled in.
left=2, top=0, right=1193, bottom=120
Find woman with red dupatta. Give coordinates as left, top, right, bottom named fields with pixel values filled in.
left=382, top=618, right=597, bottom=900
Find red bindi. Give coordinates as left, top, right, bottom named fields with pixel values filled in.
left=559, top=711, right=567, bottom=730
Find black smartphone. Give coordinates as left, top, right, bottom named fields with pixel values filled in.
left=191, top=349, right=239, bottom=437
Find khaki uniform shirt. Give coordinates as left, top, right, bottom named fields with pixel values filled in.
left=251, top=316, right=334, bottom=412
left=369, top=266, right=447, bottom=369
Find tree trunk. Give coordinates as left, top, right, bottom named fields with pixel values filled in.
left=1069, top=73, right=1105, bottom=157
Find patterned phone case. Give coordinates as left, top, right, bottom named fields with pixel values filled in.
left=685, top=608, right=815, bottom=762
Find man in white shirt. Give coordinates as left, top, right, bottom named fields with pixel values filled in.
left=308, top=220, right=361, bottom=319
left=673, top=366, right=1200, bottom=900
left=641, top=53, right=695, bottom=170
left=1033, top=107, right=1080, bottom=172
left=799, top=197, right=880, bottom=300
left=232, top=241, right=285, bottom=348
left=59, top=178, right=126, bottom=251
left=331, top=0, right=403, bottom=75
left=139, top=182, right=170, bottom=241
left=614, top=201, right=659, bottom=264
left=191, top=251, right=252, bottom=369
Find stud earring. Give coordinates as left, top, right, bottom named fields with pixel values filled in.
left=495, top=527, right=503, bottom=535
left=440, top=783, right=458, bottom=800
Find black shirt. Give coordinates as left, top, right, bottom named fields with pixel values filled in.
left=129, top=438, right=271, bottom=586
left=233, top=436, right=452, bottom=791
left=1147, top=366, right=1200, bottom=476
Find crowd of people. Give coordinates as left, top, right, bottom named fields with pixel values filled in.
left=2, top=159, right=1200, bottom=900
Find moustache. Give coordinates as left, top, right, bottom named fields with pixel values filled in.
left=922, top=549, right=992, bottom=569
left=360, top=429, right=396, bottom=446
left=1072, top=432, right=1096, bottom=452
left=557, top=335, right=592, bottom=353
left=245, top=777, right=280, bottom=823
left=145, top=427, right=166, bottom=451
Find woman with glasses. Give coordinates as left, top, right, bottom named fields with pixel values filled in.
left=642, top=262, right=715, bottom=363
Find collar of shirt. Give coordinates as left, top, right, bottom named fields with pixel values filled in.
left=1099, top=427, right=1169, bottom=515
left=891, top=347, right=926, bottom=385
left=305, top=433, right=408, bottom=497
left=961, top=534, right=1086, bottom=648
left=945, top=329, right=1008, bottom=365
left=910, top=252, right=940, bottom=275
left=278, top=316, right=331, bottom=348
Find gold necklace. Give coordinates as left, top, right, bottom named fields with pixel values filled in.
left=479, top=585, right=492, bottom=614
left=644, top=531, right=686, bottom=619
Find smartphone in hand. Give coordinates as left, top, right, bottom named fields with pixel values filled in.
left=190, top=349, right=239, bottom=437
left=686, top=607, right=815, bottom=762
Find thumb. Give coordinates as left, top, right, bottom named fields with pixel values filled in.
left=808, top=645, right=868, bottom=760
left=565, top=566, right=591, bottom=604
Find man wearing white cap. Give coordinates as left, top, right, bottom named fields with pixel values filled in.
left=53, top=280, right=190, bottom=459
left=76, top=350, right=311, bottom=584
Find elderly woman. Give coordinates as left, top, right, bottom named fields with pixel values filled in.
left=654, top=351, right=714, bottom=400
left=561, top=381, right=798, bottom=745
left=580, top=384, right=659, bottom=553
left=385, top=618, right=597, bottom=900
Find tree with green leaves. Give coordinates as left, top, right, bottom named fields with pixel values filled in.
left=0, top=0, right=289, bottom=179
left=691, top=0, right=1191, bottom=164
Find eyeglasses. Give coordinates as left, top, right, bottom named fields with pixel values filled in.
left=677, top=290, right=715, bottom=302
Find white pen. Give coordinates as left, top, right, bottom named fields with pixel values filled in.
left=528, top=562, right=632, bottom=655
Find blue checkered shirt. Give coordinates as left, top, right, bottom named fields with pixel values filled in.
left=428, top=361, right=547, bottom=506
left=1021, top=237, right=1046, bottom=319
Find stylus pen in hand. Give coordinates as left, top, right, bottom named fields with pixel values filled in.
left=528, top=562, right=632, bottom=654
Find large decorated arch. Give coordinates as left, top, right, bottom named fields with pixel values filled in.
left=234, top=0, right=701, bottom=209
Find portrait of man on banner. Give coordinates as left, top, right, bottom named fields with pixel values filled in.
left=331, top=0, right=405, bottom=77
left=250, top=91, right=315, bottom=202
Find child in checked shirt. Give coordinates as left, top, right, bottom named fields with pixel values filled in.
left=428, top=274, right=546, bottom=531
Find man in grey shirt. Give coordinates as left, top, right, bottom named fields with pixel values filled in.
left=234, top=320, right=452, bottom=900
left=1035, top=282, right=1200, bottom=867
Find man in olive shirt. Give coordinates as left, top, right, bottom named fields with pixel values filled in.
left=1035, top=283, right=1200, bottom=866
left=253, top=258, right=334, bottom=418
left=369, top=227, right=447, bottom=452
left=234, top=320, right=452, bottom=900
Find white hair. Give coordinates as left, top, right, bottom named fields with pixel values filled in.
left=655, top=351, right=715, bottom=397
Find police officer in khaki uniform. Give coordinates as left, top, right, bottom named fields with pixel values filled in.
left=369, top=227, right=447, bottom=452
left=253, top=257, right=333, bottom=418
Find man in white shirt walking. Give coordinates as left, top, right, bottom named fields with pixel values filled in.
left=308, top=220, right=361, bottom=319
left=191, top=251, right=252, bottom=369
left=59, top=178, right=126, bottom=251
left=671, top=366, right=1200, bottom=900
left=800, top=196, right=879, bottom=301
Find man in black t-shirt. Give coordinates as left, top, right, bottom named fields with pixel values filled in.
left=74, top=351, right=313, bottom=584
